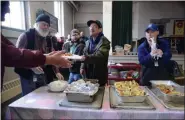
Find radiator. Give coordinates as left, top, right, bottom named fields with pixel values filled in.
left=1, top=78, right=22, bottom=103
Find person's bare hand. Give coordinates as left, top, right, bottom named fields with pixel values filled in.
left=35, top=67, right=44, bottom=73
left=80, top=56, right=86, bottom=61
left=80, top=69, right=85, bottom=75
left=156, top=49, right=163, bottom=57
left=150, top=49, right=157, bottom=56
left=31, top=66, right=44, bottom=74
left=45, top=51, right=72, bottom=68
left=56, top=73, right=64, bottom=80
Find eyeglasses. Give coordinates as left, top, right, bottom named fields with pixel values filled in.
left=89, top=25, right=98, bottom=29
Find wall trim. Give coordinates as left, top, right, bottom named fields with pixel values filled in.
left=1, top=26, right=25, bottom=32
left=1, top=78, right=22, bottom=103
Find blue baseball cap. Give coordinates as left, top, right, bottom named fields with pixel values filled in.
left=145, top=23, right=159, bottom=32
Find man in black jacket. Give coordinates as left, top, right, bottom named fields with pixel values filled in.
left=68, top=29, right=85, bottom=83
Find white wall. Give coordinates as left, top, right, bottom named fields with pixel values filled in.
left=75, top=2, right=103, bottom=24
left=1, top=1, right=56, bottom=101
left=75, top=1, right=103, bottom=36
left=2, top=1, right=55, bottom=83
left=2, top=27, right=23, bottom=84
left=1, top=28, right=22, bottom=102
left=63, top=2, right=73, bottom=37
left=132, top=2, right=140, bottom=41
left=28, top=1, right=54, bottom=27
left=132, top=1, right=185, bottom=39
left=28, top=1, right=74, bottom=38
left=103, top=1, right=112, bottom=53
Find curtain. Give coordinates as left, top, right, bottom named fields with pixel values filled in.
left=112, top=1, right=132, bottom=50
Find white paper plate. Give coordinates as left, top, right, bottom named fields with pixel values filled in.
left=62, top=55, right=83, bottom=60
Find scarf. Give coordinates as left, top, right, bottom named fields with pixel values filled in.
left=89, top=32, right=104, bottom=54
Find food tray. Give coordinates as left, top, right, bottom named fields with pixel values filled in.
left=115, top=87, right=148, bottom=103
left=145, top=87, right=184, bottom=110
left=150, top=80, right=180, bottom=87
left=150, top=80, right=183, bottom=104
left=162, top=86, right=184, bottom=104
left=110, top=86, right=155, bottom=110
left=59, top=87, right=105, bottom=108
left=64, top=79, right=99, bottom=102
left=66, top=93, right=95, bottom=103
left=149, top=80, right=180, bottom=96
left=158, top=95, right=184, bottom=110
left=114, top=81, right=148, bottom=103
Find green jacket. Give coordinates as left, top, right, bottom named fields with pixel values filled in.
left=81, top=36, right=110, bottom=86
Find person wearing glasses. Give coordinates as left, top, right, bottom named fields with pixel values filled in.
left=80, top=20, right=110, bottom=86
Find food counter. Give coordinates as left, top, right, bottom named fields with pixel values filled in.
left=108, top=54, right=185, bottom=70
left=7, top=82, right=184, bottom=119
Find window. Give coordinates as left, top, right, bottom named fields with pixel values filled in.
left=2, top=1, right=25, bottom=30
left=54, top=1, right=61, bottom=36
left=54, top=1, right=64, bottom=36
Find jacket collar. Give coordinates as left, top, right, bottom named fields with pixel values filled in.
left=87, top=36, right=104, bottom=53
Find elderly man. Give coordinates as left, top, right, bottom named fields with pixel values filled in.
left=80, top=20, right=110, bottom=86
left=1, top=1, right=71, bottom=91
left=15, top=14, right=64, bottom=96
left=138, top=23, right=172, bottom=86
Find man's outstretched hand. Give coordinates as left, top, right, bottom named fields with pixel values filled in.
left=45, top=51, right=72, bottom=68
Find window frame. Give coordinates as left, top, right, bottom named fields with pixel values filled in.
left=1, top=1, right=26, bottom=31
left=54, top=1, right=64, bottom=36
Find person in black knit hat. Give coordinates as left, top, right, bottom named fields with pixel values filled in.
left=33, top=14, right=50, bottom=37
left=15, top=13, right=64, bottom=96
left=36, top=14, right=50, bottom=26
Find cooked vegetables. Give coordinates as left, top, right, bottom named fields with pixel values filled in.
left=114, top=80, right=146, bottom=96
left=156, top=84, right=184, bottom=96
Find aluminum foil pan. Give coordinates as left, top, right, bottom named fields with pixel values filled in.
left=64, top=79, right=99, bottom=96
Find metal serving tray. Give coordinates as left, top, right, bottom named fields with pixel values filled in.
left=150, top=80, right=184, bottom=104
left=110, top=86, right=155, bottom=110
left=162, top=86, right=184, bottom=104
left=64, top=79, right=99, bottom=103
left=150, top=80, right=180, bottom=87
left=59, top=87, right=105, bottom=109
left=115, top=87, right=148, bottom=103
left=66, top=93, right=95, bottom=103
left=145, top=87, right=184, bottom=110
